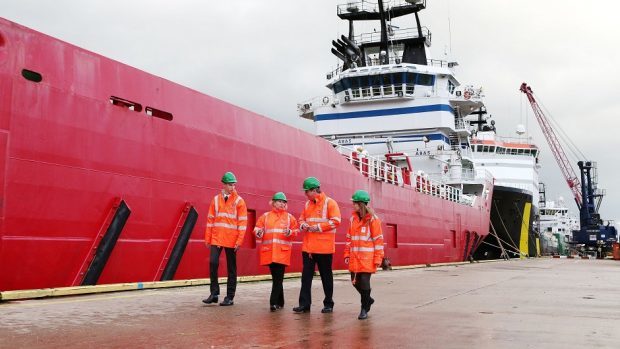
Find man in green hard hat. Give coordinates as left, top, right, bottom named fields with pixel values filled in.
left=293, top=176, right=341, bottom=314
left=203, top=171, right=248, bottom=306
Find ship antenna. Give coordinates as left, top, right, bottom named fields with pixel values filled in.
left=348, top=19, right=354, bottom=41
left=378, top=0, right=390, bottom=64
left=448, top=0, right=453, bottom=56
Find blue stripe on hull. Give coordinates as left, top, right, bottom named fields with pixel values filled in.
left=315, top=104, right=453, bottom=121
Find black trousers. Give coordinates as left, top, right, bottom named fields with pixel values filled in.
left=350, top=272, right=371, bottom=291
left=299, top=252, right=334, bottom=308
left=351, top=272, right=372, bottom=308
left=269, top=263, right=286, bottom=307
left=209, top=245, right=237, bottom=299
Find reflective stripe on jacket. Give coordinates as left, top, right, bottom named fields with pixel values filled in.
left=299, top=192, right=341, bottom=254
left=343, top=212, right=384, bottom=273
left=255, top=210, right=299, bottom=266
left=205, top=190, right=248, bottom=248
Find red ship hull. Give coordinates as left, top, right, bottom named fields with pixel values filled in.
left=0, top=19, right=492, bottom=291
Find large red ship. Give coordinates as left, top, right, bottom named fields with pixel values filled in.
left=0, top=0, right=492, bottom=292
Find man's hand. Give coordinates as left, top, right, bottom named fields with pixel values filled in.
left=344, top=257, right=350, bottom=265
left=284, top=229, right=292, bottom=237
left=255, top=229, right=264, bottom=238
left=299, top=223, right=309, bottom=232
left=307, top=225, right=320, bottom=233
left=234, top=244, right=240, bottom=252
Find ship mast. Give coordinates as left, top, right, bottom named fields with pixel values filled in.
left=332, top=0, right=429, bottom=70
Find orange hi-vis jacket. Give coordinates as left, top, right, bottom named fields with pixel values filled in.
left=254, top=209, right=299, bottom=266
left=344, top=212, right=384, bottom=273
left=299, top=192, right=341, bottom=254
left=205, top=190, right=248, bottom=248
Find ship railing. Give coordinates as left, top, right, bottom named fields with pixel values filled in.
left=337, top=0, right=427, bottom=17
left=297, top=95, right=335, bottom=119
left=355, top=27, right=431, bottom=45
left=338, top=0, right=376, bottom=15
left=325, top=56, right=449, bottom=80
left=472, top=135, right=536, bottom=146
left=329, top=141, right=472, bottom=205
left=326, top=57, right=447, bottom=78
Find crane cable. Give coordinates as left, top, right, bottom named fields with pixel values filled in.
left=535, top=92, right=587, bottom=161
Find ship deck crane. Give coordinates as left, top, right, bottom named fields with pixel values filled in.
left=520, top=83, right=617, bottom=254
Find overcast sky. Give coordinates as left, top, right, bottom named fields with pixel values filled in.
left=1, top=0, right=619, bottom=222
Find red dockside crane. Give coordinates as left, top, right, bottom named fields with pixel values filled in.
left=519, top=83, right=582, bottom=208
left=520, top=83, right=617, bottom=255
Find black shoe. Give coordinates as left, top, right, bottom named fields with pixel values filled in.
left=358, top=307, right=368, bottom=320
left=365, top=297, right=375, bottom=312
left=293, top=306, right=310, bottom=313
left=219, top=297, right=234, bottom=306
left=270, top=305, right=278, bottom=312
left=321, top=306, right=333, bottom=313
left=202, top=295, right=218, bottom=304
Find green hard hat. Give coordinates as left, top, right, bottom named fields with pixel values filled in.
left=351, top=190, right=370, bottom=203
left=302, top=177, right=321, bottom=191
left=221, top=171, right=237, bottom=184
left=272, top=192, right=287, bottom=202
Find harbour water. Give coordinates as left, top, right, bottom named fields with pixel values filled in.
left=2, top=259, right=619, bottom=348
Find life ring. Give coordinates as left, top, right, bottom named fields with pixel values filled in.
left=322, top=96, right=330, bottom=104
left=463, top=90, right=471, bottom=100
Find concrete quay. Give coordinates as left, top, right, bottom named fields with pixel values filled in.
left=1, top=258, right=619, bottom=348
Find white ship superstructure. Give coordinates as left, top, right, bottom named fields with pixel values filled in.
left=468, top=112, right=541, bottom=258
left=470, top=124, right=541, bottom=209
left=299, top=0, right=489, bottom=195
left=539, top=197, right=579, bottom=255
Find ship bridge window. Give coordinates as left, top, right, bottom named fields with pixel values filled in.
left=489, top=146, right=496, bottom=153
left=361, top=76, right=371, bottom=97
left=517, top=149, right=524, bottom=155
left=482, top=145, right=489, bottom=152
left=382, top=74, right=393, bottom=95
left=417, top=74, right=435, bottom=86
left=333, top=80, right=344, bottom=94
left=405, top=73, right=416, bottom=94
left=350, top=77, right=361, bottom=98
left=371, top=75, right=382, bottom=96
left=448, top=80, right=455, bottom=94
left=531, top=149, right=538, bottom=157
left=345, top=72, right=431, bottom=100
left=497, top=147, right=505, bottom=154
left=392, top=72, right=404, bottom=95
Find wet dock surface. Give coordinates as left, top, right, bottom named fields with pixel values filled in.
left=2, top=259, right=620, bottom=348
